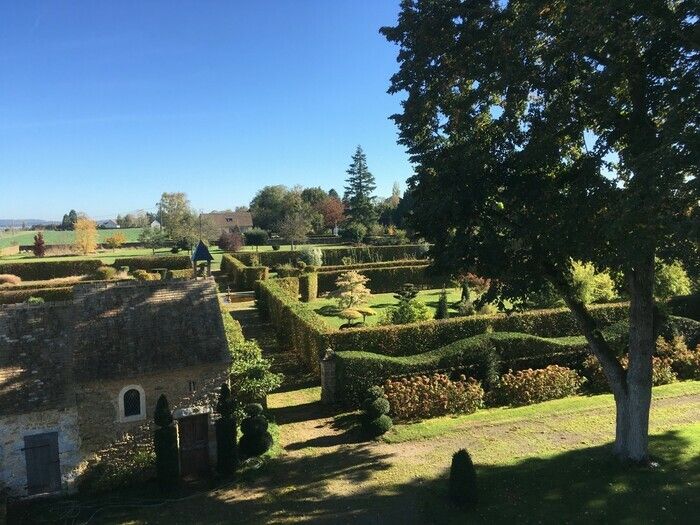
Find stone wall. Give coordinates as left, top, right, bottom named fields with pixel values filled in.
left=76, top=363, right=228, bottom=454
left=0, top=407, right=82, bottom=497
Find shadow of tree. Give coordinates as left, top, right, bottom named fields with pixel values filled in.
left=12, top=429, right=699, bottom=524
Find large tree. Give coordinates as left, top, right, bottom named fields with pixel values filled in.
left=158, top=192, right=216, bottom=248
left=382, top=1, right=698, bottom=463
left=343, top=146, right=378, bottom=228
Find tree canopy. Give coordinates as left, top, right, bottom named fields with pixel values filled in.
left=382, top=0, right=698, bottom=462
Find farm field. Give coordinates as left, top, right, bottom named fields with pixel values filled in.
left=311, top=287, right=472, bottom=328
left=0, top=227, right=145, bottom=248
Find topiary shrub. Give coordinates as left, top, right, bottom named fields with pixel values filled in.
left=435, top=289, right=450, bottom=319
left=93, top=266, right=117, bottom=280
left=487, top=365, right=585, bottom=406
left=215, top=383, right=238, bottom=476
left=153, top=394, right=179, bottom=489
left=361, top=386, right=392, bottom=437
left=449, top=449, right=478, bottom=509
left=238, top=403, right=273, bottom=457
left=299, top=247, right=323, bottom=267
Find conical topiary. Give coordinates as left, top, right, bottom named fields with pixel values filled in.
left=449, top=449, right=478, bottom=509
left=215, top=383, right=238, bottom=475
left=238, top=403, right=273, bottom=457
left=435, top=288, right=450, bottom=319
left=153, top=394, right=179, bottom=488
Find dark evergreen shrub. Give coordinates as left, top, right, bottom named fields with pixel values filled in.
left=436, top=289, right=450, bottom=319
left=215, top=383, right=238, bottom=476
left=361, top=387, right=392, bottom=437
left=153, top=394, right=178, bottom=488
left=449, top=449, right=478, bottom=509
left=239, top=403, right=273, bottom=457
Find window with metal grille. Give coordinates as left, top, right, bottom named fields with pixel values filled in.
left=123, top=388, right=141, bottom=417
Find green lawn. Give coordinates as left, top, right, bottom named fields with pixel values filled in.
left=0, top=228, right=145, bottom=248
left=311, top=287, right=467, bottom=328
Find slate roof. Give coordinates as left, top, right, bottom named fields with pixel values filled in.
left=192, top=240, right=213, bottom=262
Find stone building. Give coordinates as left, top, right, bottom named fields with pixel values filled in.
left=0, top=279, right=230, bottom=498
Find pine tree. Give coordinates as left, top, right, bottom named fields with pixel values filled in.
left=343, top=146, right=377, bottom=228
left=153, top=394, right=179, bottom=488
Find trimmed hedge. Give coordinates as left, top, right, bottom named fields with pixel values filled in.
left=0, top=259, right=102, bottom=281
left=256, top=278, right=630, bottom=374
left=0, top=286, right=74, bottom=305
left=221, top=254, right=269, bottom=291
left=317, top=264, right=446, bottom=294
left=114, top=255, right=191, bottom=271
left=238, top=244, right=426, bottom=268
left=333, top=331, right=597, bottom=405
left=320, top=259, right=427, bottom=272
left=668, top=294, right=699, bottom=321
left=166, top=268, right=194, bottom=280
left=299, top=273, right=318, bottom=302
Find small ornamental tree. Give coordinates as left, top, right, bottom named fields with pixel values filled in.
left=73, top=217, right=97, bottom=255
left=32, top=232, right=46, bottom=257
left=104, top=232, right=127, bottom=250
left=215, top=383, right=238, bottom=476
left=361, top=386, right=392, bottom=437
left=335, top=270, right=371, bottom=311
left=343, top=222, right=367, bottom=244
left=153, top=394, right=179, bottom=488
left=243, top=228, right=269, bottom=252
left=218, top=230, right=244, bottom=252
left=139, top=227, right=168, bottom=255
left=449, top=449, right=478, bottom=510
left=276, top=213, right=310, bottom=250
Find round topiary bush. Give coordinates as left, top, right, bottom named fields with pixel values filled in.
left=361, top=387, right=393, bottom=438
left=238, top=403, right=273, bottom=458
left=449, top=448, right=478, bottom=509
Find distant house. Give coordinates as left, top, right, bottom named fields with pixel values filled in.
left=150, top=220, right=161, bottom=229
left=98, top=219, right=120, bottom=229
left=201, top=211, right=253, bottom=234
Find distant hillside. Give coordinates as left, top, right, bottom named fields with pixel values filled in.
left=0, top=219, right=59, bottom=228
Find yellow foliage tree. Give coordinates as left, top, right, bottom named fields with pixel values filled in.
left=73, top=217, right=97, bottom=254
left=104, top=232, right=127, bottom=250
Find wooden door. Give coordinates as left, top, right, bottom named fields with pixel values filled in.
left=24, top=432, right=61, bottom=495
left=178, top=414, right=210, bottom=478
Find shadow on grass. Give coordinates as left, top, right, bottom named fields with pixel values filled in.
left=11, top=429, right=699, bottom=524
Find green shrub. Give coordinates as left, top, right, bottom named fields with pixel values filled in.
left=381, top=297, right=430, bottom=325
left=667, top=294, right=699, bottom=321
left=238, top=403, right=273, bottom=457
left=449, top=449, right=478, bottom=509
left=94, top=266, right=117, bottom=280
left=0, top=259, right=102, bottom=281
left=657, top=336, right=700, bottom=380
left=384, top=373, right=484, bottom=422
left=343, top=222, right=368, bottom=243
left=215, top=383, right=238, bottom=476
left=655, top=260, right=692, bottom=299
left=487, top=365, right=585, bottom=406
left=26, top=296, right=45, bottom=305
left=276, top=263, right=300, bottom=278
left=0, top=287, right=74, bottom=305
left=132, top=269, right=160, bottom=281
left=244, top=228, right=269, bottom=250
left=582, top=354, right=678, bottom=393
left=299, top=247, right=323, bottom=267
left=114, top=255, right=191, bottom=271
left=571, top=261, right=617, bottom=304
left=361, top=386, right=392, bottom=437
left=166, top=268, right=194, bottom=280
left=299, top=272, right=318, bottom=302
left=153, top=394, right=179, bottom=488
left=435, top=289, right=449, bottom=319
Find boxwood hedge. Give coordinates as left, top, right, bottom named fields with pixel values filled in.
left=0, top=259, right=103, bottom=281
left=317, top=264, right=446, bottom=294
left=0, top=286, right=74, bottom=305
left=239, top=245, right=426, bottom=268
left=221, top=254, right=269, bottom=291
left=113, top=255, right=191, bottom=272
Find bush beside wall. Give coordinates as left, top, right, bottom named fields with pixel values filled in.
left=0, top=286, right=74, bottom=305
left=0, top=259, right=103, bottom=281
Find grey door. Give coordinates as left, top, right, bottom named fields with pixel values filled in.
left=24, top=432, right=61, bottom=494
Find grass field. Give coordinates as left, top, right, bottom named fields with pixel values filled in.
left=0, top=227, right=145, bottom=248
left=311, top=287, right=469, bottom=328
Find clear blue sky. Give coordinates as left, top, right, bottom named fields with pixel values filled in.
left=0, top=1, right=410, bottom=221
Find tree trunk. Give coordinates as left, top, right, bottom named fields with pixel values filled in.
left=552, top=255, right=656, bottom=463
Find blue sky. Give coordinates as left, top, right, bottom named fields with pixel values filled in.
left=0, top=1, right=410, bottom=221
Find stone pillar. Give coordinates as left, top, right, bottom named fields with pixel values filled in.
left=320, top=349, right=336, bottom=405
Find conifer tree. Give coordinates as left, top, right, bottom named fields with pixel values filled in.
left=343, top=146, right=377, bottom=228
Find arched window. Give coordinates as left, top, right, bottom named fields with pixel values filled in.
left=118, top=385, right=146, bottom=422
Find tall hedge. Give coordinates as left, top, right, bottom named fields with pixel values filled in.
left=221, top=254, right=269, bottom=291
left=317, top=264, right=446, bottom=294
left=0, top=287, right=74, bottom=305
left=238, top=244, right=426, bottom=268
left=668, top=294, right=700, bottom=321
left=255, top=279, right=630, bottom=376
left=114, top=255, right=191, bottom=271
left=0, top=259, right=102, bottom=281
left=299, top=272, right=318, bottom=302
